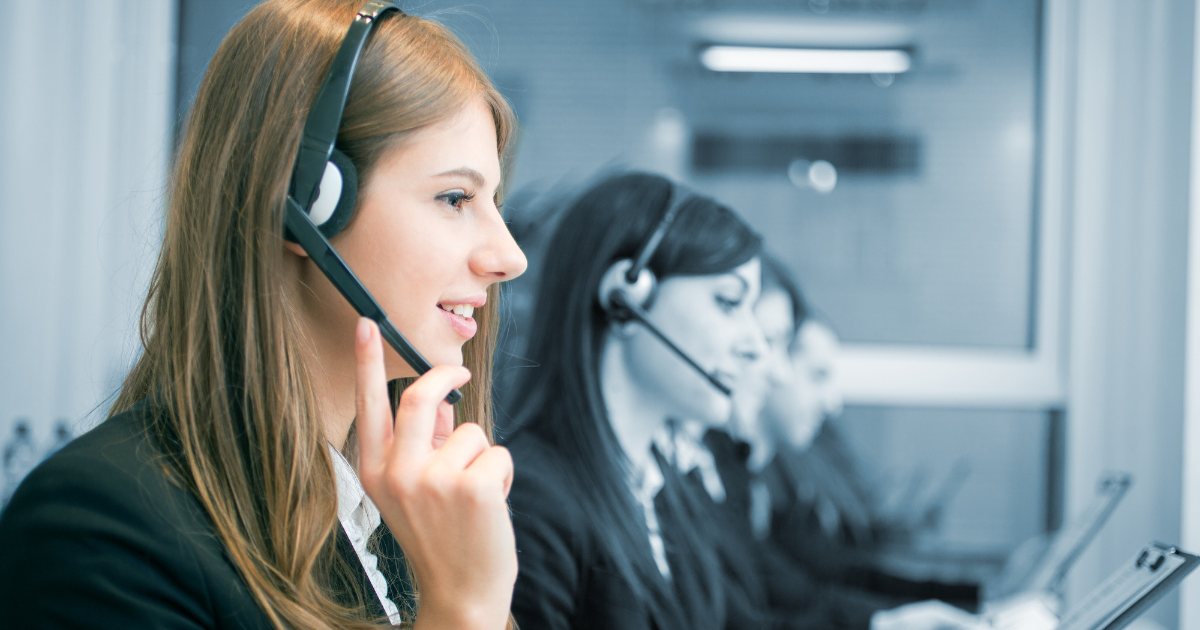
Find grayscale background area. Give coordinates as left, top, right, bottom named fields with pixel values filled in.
left=2, top=0, right=1196, bottom=627
left=176, top=0, right=1039, bottom=349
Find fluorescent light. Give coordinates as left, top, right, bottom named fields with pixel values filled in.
left=699, top=45, right=911, bottom=74
left=688, top=16, right=914, bottom=49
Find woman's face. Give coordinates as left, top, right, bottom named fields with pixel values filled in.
left=294, top=98, right=527, bottom=377
left=619, top=258, right=766, bottom=427
left=734, top=289, right=795, bottom=437
left=766, top=319, right=843, bottom=450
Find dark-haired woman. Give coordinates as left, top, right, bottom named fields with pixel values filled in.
left=505, top=173, right=980, bottom=630
left=504, top=172, right=765, bottom=630
left=0, top=2, right=525, bottom=629
left=710, top=255, right=982, bottom=630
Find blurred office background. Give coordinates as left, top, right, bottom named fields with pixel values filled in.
left=3, top=0, right=1200, bottom=626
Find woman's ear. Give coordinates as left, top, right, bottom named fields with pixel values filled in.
left=283, top=241, right=310, bottom=257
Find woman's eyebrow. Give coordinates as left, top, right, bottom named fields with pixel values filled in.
left=725, top=274, right=750, bottom=297
left=434, top=167, right=486, bottom=188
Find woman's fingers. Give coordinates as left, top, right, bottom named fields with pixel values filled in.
left=392, top=364, right=472, bottom=461
left=430, top=399, right=456, bottom=450
left=432, top=422, right=493, bottom=472
left=871, top=601, right=984, bottom=630
left=354, top=318, right=393, bottom=473
left=351, top=344, right=515, bottom=630
left=466, top=445, right=515, bottom=499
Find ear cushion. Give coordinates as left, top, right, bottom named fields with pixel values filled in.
left=316, top=148, right=359, bottom=239
left=598, top=259, right=657, bottom=313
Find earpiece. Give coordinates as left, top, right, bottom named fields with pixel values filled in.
left=598, top=259, right=656, bottom=313
left=596, top=186, right=688, bottom=314
left=308, top=148, right=359, bottom=239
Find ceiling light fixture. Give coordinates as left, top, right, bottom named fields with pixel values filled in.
left=699, top=45, right=911, bottom=74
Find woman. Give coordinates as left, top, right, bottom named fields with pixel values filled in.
left=504, top=172, right=766, bottom=630
left=714, top=257, right=981, bottom=627
left=506, top=176, right=978, bottom=630
left=0, top=2, right=524, bottom=629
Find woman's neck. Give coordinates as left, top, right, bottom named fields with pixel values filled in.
left=307, top=353, right=357, bottom=452
left=600, top=335, right=670, bottom=476
left=734, top=412, right=775, bottom=474
left=283, top=254, right=360, bottom=452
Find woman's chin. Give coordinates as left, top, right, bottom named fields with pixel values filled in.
left=430, top=345, right=465, bottom=369
left=681, top=394, right=732, bottom=429
left=785, top=422, right=822, bottom=451
left=383, top=343, right=464, bottom=379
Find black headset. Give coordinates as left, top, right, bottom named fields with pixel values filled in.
left=283, top=0, right=461, bottom=404
left=596, top=187, right=733, bottom=397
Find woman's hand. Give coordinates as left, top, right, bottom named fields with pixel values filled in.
left=870, top=600, right=986, bottom=630
left=354, top=318, right=517, bottom=630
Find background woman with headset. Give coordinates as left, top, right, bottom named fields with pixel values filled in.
left=0, top=1, right=526, bottom=629
left=504, top=172, right=983, bottom=630
left=504, top=172, right=765, bottom=630
left=709, top=256, right=983, bottom=627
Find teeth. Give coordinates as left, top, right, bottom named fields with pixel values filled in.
left=440, top=304, right=474, bottom=318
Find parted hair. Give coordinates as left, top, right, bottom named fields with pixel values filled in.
left=111, top=1, right=515, bottom=628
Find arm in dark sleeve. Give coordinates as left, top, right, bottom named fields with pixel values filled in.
left=760, top=546, right=890, bottom=630
left=508, top=457, right=583, bottom=630
left=0, top=449, right=219, bottom=629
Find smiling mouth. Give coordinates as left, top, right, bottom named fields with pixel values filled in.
left=437, top=302, right=479, bottom=339
left=438, top=303, right=475, bottom=319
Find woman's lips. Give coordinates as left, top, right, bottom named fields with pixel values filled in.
left=437, top=305, right=478, bottom=339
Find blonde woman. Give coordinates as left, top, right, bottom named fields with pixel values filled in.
left=0, top=2, right=525, bottom=629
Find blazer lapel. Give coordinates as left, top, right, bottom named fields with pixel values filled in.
left=332, top=523, right=390, bottom=622
left=371, top=521, right=416, bottom=613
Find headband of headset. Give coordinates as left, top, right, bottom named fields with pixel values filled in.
left=624, top=187, right=689, bottom=285
left=289, top=1, right=400, bottom=213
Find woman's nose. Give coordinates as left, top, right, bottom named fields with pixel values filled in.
left=733, top=314, right=769, bottom=364
left=470, top=207, right=528, bottom=281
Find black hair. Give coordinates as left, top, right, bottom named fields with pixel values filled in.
left=506, top=172, right=762, bottom=619
left=760, top=253, right=809, bottom=344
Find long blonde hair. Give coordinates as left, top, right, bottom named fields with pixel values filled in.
left=111, top=1, right=515, bottom=627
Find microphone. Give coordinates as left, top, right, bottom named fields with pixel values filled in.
left=606, top=289, right=733, bottom=397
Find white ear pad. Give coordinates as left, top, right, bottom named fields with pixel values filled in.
left=598, top=259, right=657, bottom=311
left=308, top=160, right=344, bottom=227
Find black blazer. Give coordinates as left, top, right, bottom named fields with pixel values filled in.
left=507, top=433, right=725, bottom=630
left=703, top=430, right=979, bottom=619
left=703, top=429, right=894, bottom=630
left=0, top=400, right=409, bottom=629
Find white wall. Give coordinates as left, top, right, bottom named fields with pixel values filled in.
left=0, top=2, right=174, bottom=467
left=1181, top=0, right=1200, bottom=626
left=1062, top=0, right=1194, bottom=627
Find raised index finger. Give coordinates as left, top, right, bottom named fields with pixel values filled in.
left=392, top=364, right=472, bottom=461
left=354, top=318, right=393, bottom=476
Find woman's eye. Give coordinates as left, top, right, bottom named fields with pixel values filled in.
left=436, top=191, right=475, bottom=210
left=715, top=295, right=741, bottom=312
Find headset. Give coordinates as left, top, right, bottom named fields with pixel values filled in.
left=596, top=188, right=733, bottom=397
left=283, top=1, right=461, bottom=404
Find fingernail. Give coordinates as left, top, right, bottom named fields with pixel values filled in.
left=356, top=318, right=371, bottom=344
